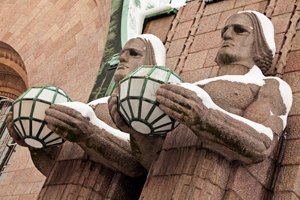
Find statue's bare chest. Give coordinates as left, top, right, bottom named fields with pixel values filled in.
left=202, top=80, right=260, bottom=115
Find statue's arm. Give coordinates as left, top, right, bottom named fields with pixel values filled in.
left=45, top=103, right=146, bottom=177
left=156, top=80, right=291, bottom=163
left=108, top=93, right=165, bottom=170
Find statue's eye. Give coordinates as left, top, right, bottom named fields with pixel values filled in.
left=234, top=25, right=248, bottom=35
left=130, top=50, right=138, bottom=56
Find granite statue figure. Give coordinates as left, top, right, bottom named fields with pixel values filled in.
left=155, top=11, right=292, bottom=163
left=6, top=34, right=166, bottom=178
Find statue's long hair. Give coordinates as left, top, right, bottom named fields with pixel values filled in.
left=241, top=12, right=273, bottom=75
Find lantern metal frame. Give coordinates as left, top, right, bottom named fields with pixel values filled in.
left=12, top=85, right=72, bottom=148
left=118, top=65, right=183, bottom=136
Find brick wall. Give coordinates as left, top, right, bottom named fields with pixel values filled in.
left=0, top=0, right=111, bottom=199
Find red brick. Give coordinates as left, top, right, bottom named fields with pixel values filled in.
left=227, top=166, right=268, bottom=200
left=190, top=31, right=221, bottom=52
left=19, top=194, right=39, bottom=200
left=197, top=13, right=221, bottom=35
left=243, top=1, right=268, bottom=13
left=273, top=0, right=296, bottom=16
left=1, top=32, right=13, bottom=42
left=173, top=20, right=193, bottom=40
left=282, top=139, right=300, bottom=165
left=204, top=0, right=236, bottom=16
left=166, top=38, right=186, bottom=58
left=0, top=184, right=17, bottom=196
left=272, top=191, right=299, bottom=200
left=183, top=50, right=208, bottom=72
left=271, top=13, right=292, bottom=34
left=286, top=116, right=300, bottom=139
left=245, top=158, right=275, bottom=188
left=234, top=0, right=264, bottom=8
left=13, top=183, right=34, bottom=195
left=292, top=30, right=300, bottom=51
left=274, top=33, right=285, bottom=54
left=10, top=169, right=33, bottom=184
left=180, top=67, right=212, bottom=83
left=204, top=47, right=218, bottom=67
left=180, top=0, right=201, bottom=22
left=166, top=57, right=179, bottom=71
left=217, top=8, right=244, bottom=30
left=209, top=66, right=219, bottom=78
left=289, top=92, right=300, bottom=116
left=274, top=165, right=300, bottom=196
left=285, top=51, right=300, bottom=72
left=223, top=190, right=240, bottom=200
left=30, top=181, right=44, bottom=194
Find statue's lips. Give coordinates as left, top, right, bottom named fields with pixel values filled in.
left=117, top=64, right=128, bottom=70
left=221, top=42, right=234, bottom=48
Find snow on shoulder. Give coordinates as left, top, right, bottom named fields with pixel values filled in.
left=57, top=101, right=130, bottom=142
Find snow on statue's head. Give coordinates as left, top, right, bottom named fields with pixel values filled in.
left=215, top=11, right=275, bottom=75
left=114, top=34, right=166, bottom=84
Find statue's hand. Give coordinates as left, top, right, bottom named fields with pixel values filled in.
left=157, top=84, right=208, bottom=129
left=45, top=104, right=94, bottom=143
left=108, top=93, right=139, bottom=135
left=6, top=112, right=30, bottom=147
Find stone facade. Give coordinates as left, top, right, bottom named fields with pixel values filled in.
left=1, top=0, right=300, bottom=199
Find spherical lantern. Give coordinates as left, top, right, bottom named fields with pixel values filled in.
left=12, top=86, right=72, bottom=148
left=118, top=65, right=183, bottom=136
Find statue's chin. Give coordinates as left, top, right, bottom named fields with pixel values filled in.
left=113, top=71, right=126, bottom=84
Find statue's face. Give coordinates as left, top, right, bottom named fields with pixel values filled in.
left=114, top=38, right=151, bottom=84
left=216, top=14, right=255, bottom=66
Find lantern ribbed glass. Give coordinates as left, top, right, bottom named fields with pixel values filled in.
left=12, top=85, right=72, bottom=148
left=118, top=65, right=183, bottom=136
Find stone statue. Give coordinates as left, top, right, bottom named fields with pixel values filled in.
left=6, top=34, right=167, bottom=199
left=5, top=10, right=293, bottom=199
left=110, top=11, right=292, bottom=166
left=155, top=11, right=292, bottom=163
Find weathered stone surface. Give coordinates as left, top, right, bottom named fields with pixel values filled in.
left=166, top=38, right=186, bottom=58
left=197, top=13, right=221, bottom=35
left=274, top=165, right=300, bottom=196
left=245, top=158, right=275, bottom=188
left=286, top=116, right=300, bottom=139
left=180, top=67, right=212, bottom=83
left=190, top=31, right=221, bottom=52
left=285, top=51, right=300, bottom=72
left=143, top=15, right=175, bottom=43
left=283, top=71, right=300, bottom=93
left=183, top=50, right=208, bottom=72
left=273, top=0, right=296, bottom=16
left=244, top=1, right=268, bottom=13
left=271, top=13, right=292, bottom=34
left=234, top=0, right=263, bottom=8
left=204, top=0, right=235, bottom=16
left=289, top=92, right=300, bottom=116
left=180, top=0, right=201, bottom=22
left=281, top=139, right=300, bottom=165
left=226, top=165, right=268, bottom=200
left=173, top=20, right=193, bottom=40
left=272, top=191, right=299, bottom=200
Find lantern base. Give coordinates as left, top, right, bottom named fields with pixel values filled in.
left=131, top=121, right=151, bottom=134
left=24, top=138, right=43, bottom=148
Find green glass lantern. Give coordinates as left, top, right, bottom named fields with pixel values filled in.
left=12, top=86, right=72, bottom=148
left=118, top=65, right=183, bottom=136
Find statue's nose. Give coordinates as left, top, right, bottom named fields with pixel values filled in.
left=223, top=27, right=234, bottom=40
left=119, top=51, right=129, bottom=62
